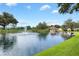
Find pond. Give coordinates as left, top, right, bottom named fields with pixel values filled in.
left=0, top=32, right=71, bottom=56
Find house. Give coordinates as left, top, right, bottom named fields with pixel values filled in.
left=49, top=25, right=58, bottom=34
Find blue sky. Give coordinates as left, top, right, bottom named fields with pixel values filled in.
left=0, top=3, right=79, bottom=27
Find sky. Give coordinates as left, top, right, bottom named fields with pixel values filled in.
left=0, top=3, right=79, bottom=27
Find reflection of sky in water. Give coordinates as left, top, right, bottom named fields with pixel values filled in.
left=0, top=32, right=67, bottom=56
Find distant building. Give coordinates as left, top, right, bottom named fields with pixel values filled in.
left=58, top=28, right=63, bottom=32
left=49, top=25, right=63, bottom=34
left=49, top=25, right=57, bottom=34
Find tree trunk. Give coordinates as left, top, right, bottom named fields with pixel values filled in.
left=71, top=27, right=73, bottom=31
left=3, top=25, right=6, bottom=30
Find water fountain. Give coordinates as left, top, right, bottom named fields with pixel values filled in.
left=24, top=26, right=27, bottom=32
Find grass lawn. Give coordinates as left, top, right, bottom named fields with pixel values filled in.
left=35, top=32, right=79, bottom=56
left=0, top=29, right=24, bottom=33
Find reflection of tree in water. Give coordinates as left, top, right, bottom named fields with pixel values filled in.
left=0, top=33, right=17, bottom=52
left=38, top=33, right=48, bottom=40
left=61, top=32, right=74, bottom=40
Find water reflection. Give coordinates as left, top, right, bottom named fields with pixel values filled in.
left=0, top=33, right=17, bottom=52
left=38, top=33, right=48, bottom=40
left=0, top=32, right=73, bottom=56
left=61, top=32, right=74, bottom=40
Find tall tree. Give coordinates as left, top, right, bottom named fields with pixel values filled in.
left=36, top=22, right=48, bottom=29
left=58, top=3, right=79, bottom=31
left=0, top=12, right=18, bottom=29
left=61, top=25, right=67, bottom=31
left=27, top=26, right=31, bottom=30
left=64, top=19, right=75, bottom=31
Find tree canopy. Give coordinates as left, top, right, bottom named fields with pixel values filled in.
left=0, top=12, right=18, bottom=29
left=62, top=19, right=79, bottom=31
left=27, top=26, right=31, bottom=30
left=36, top=22, right=48, bottom=29
left=64, top=19, right=75, bottom=31
left=58, top=3, right=79, bottom=14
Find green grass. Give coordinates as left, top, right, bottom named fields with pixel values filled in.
left=0, top=28, right=24, bottom=33
left=35, top=32, right=79, bottom=56
left=27, top=28, right=49, bottom=34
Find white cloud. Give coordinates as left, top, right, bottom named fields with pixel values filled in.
left=5, top=3, right=17, bottom=6
left=51, top=10, right=58, bottom=14
left=40, top=5, right=51, bottom=11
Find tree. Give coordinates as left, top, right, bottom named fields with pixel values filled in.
left=64, top=19, right=76, bottom=31
left=61, top=25, right=67, bottom=31
left=76, top=21, right=79, bottom=28
left=0, top=12, right=18, bottom=29
left=58, top=3, right=79, bottom=14
left=27, top=26, right=31, bottom=30
left=36, top=22, right=48, bottom=29
left=57, top=3, right=79, bottom=31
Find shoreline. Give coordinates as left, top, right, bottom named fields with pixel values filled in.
left=35, top=32, right=79, bottom=56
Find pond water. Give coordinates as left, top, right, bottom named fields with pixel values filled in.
left=0, top=32, right=70, bottom=56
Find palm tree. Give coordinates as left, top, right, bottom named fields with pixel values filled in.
left=58, top=3, right=79, bottom=14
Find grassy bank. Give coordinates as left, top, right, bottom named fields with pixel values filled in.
left=0, top=28, right=24, bottom=33
left=35, top=32, right=79, bottom=56
left=27, top=28, right=49, bottom=35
